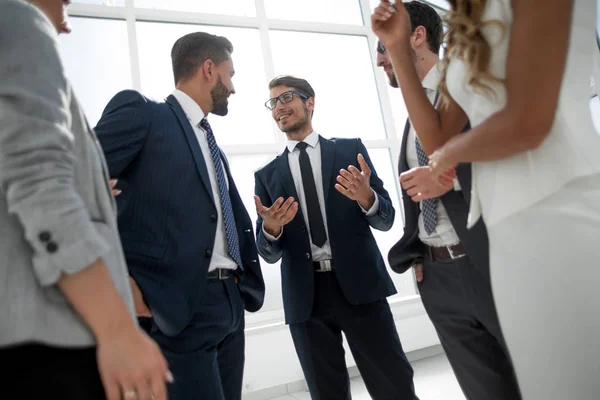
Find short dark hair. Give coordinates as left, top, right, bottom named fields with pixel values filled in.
left=268, top=75, right=315, bottom=99
left=404, top=1, right=443, bottom=55
left=171, top=32, right=233, bottom=84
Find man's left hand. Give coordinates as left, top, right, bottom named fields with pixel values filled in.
left=335, top=154, right=375, bottom=210
left=109, top=179, right=121, bottom=197
left=400, top=166, right=455, bottom=203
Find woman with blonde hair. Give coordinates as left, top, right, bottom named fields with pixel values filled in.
left=372, top=0, right=600, bottom=398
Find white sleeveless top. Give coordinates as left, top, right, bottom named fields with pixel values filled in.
left=446, top=0, right=600, bottom=228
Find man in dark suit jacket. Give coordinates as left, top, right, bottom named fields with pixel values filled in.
left=254, top=75, right=417, bottom=400
left=377, top=2, right=521, bottom=399
left=94, top=32, right=265, bottom=400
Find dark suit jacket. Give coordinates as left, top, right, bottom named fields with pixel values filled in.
left=388, top=120, right=490, bottom=282
left=94, top=90, right=265, bottom=337
left=254, top=137, right=397, bottom=325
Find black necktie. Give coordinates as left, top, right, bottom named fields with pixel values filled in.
left=296, top=142, right=327, bottom=248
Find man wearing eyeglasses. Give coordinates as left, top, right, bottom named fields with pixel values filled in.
left=253, top=75, right=418, bottom=400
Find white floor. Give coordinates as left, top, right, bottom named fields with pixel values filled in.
left=266, top=353, right=466, bottom=400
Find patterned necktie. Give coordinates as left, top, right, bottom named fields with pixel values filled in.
left=296, top=142, right=327, bottom=247
left=199, top=118, right=243, bottom=270
left=415, top=90, right=440, bottom=235
left=415, top=137, right=437, bottom=235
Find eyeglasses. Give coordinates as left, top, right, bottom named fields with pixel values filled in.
left=376, top=42, right=387, bottom=55
left=264, top=90, right=308, bottom=111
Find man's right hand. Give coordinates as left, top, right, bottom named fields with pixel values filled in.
left=400, top=166, right=455, bottom=203
left=254, top=196, right=298, bottom=238
left=129, top=276, right=152, bottom=318
left=413, top=263, right=424, bottom=283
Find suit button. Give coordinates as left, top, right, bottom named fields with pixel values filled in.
left=39, top=231, right=51, bottom=242
left=210, top=214, right=217, bottom=222
left=46, top=242, right=58, bottom=253
left=305, top=253, right=311, bottom=260
left=301, top=226, right=307, bottom=233
left=205, top=249, right=212, bottom=258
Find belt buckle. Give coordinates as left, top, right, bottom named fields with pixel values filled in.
left=316, top=260, right=332, bottom=272
left=447, top=245, right=465, bottom=260
left=218, top=269, right=226, bottom=280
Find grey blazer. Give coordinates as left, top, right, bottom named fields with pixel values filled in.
left=0, top=0, right=135, bottom=347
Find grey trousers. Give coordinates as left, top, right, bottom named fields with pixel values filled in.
left=418, top=254, right=521, bottom=400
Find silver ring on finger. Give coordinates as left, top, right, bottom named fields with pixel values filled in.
left=123, top=390, right=137, bottom=399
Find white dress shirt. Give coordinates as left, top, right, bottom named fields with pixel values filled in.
left=263, top=131, right=379, bottom=261
left=172, top=89, right=237, bottom=271
left=405, top=64, right=461, bottom=247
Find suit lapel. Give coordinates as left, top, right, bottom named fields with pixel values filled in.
left=399, top=119, right=411, bottom=175
left=166, top=95, right=215, bottom=206
left=275, top=150, right=300, bottom=201
left=319, top=136, right=336, bottom=205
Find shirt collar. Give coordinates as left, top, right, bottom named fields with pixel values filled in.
left=421, top=62, right=442, bottom=92
left=172, top=89, right=206, bottom=127
left=286, top=131, right=320, bottom=153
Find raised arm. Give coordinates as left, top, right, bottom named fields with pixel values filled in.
left=371, top=0, right=468, bottom=155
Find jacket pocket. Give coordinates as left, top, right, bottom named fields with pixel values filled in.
left=120, top=235, right=167, bottom=260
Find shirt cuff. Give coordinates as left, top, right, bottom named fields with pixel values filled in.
left=359, top=190, right=379, bottom=216
left=262, top=224, right=283, bottom=241
left=453, top=178, right=462, bottom=191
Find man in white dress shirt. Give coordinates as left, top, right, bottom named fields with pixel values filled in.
left=381, top=2, right=521, bottom=399
left=94, top=32, right=265, bottom=400
left=254, top=75, right=418, bottom=399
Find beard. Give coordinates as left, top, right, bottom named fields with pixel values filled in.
left=280, top=104, right=310, bottom=134
left=388, top=72, right=399, bottom=88
left=211, top=76, right=230, bottom=116
left=387, top=48, right=417, bottom=89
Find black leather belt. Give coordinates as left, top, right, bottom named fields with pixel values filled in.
left=426, top=243, right=467, bottom=261
left=207, top=268, right=234, bottom=280
left=313, top=260, right=334, bottom=272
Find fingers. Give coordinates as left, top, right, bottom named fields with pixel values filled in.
left=441, top=168, right=456, bottom=179
left=337, top=170, right=355, bottom=188
left=357, top=154, right=372, bottom=176
left=149, top=364, right=170, bottom=400
left=438, top=175, right=454, bottom=188
left=263, top=197, right=297, bottom=226
left=253, top=195, right=265, bottom=214
left=375, top=2, right=396, bottom=16
left=334, top=183, right=350, bottom=197
left=110, top=179, right=122, bottom=196
left=102, top=378, right=120, bottom=400
left=414, top=263, right=424, bottom=282
left=281, top=202, right=299, bottom=224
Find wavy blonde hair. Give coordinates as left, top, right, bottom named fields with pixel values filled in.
left=438, top=0, right=505, bottom=107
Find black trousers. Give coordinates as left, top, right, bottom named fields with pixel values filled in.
left=289, top=272, right=418, bottom=400
left=418, top=255, right=522, bottom=400
left=149, top=277, right=245, bottom=400
left=2, top=343, right=105, bottom=399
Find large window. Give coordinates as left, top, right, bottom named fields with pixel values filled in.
left=59, top=17, right=132, bottom=125
left=63, top=0, right=449, bottom=320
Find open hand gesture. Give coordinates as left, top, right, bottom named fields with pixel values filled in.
left=254, top=196, right=298, bottom=237
left=335, top=154, right=376, bottom=210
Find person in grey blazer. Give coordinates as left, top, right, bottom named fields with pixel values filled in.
left=0, top=1, right=170, bottom=399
